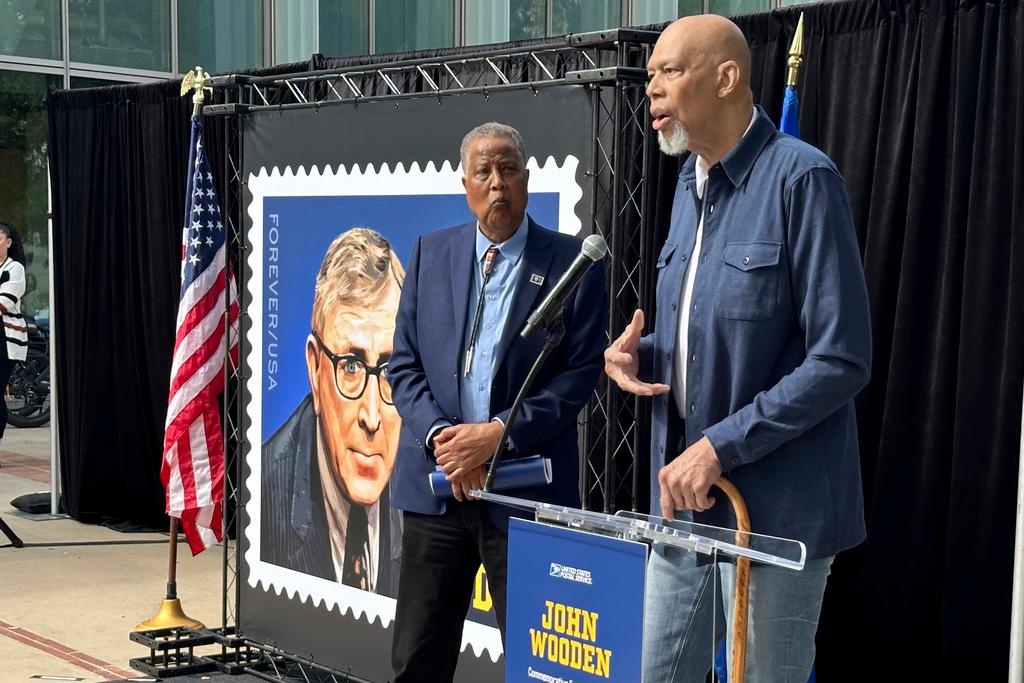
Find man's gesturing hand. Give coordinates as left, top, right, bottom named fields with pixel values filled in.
left=604, top=309, right=670, bottom=397
left=658, top=436, right=723, bottom=520
left=434, top=421, right=503, bottom=480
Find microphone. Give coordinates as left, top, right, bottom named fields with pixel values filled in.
left=520, top=234, right=607, bottom=340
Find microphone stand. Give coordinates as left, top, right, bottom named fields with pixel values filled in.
left=484, top=313, right=565, bottom=491
left=0, top=515, right=24, bottom=548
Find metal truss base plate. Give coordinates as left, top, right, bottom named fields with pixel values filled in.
left=129, top=652, right=216, bottom=678
left=206, top=648, right=267, bottom=675
left=241, top=649, right=375, bottom=683
left=130, top=626, right=216, bottom=649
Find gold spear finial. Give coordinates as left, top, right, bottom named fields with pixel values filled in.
left=786, top=13, right=805, bottom=88
left=180, top=66, right=212, bottom=116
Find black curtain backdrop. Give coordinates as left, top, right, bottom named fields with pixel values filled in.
left=44, top=0, right=1024, bottom=679
left=45, top=60, right=313, bottom=526
left=732, top=1, right=1024, bottom=680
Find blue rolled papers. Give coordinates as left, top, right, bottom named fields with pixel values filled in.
left=428, top=455, right=552, bottom=499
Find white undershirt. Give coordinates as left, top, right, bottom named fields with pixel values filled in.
left=674, top=109, right=758, bottom=418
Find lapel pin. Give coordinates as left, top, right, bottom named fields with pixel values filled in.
left=530, top=273, right=544, bottom=286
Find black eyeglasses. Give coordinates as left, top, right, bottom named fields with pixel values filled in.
left=312, top=331, right=393, bottom=405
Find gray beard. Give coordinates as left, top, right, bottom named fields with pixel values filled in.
left=657, top=121, right=690, bottom=157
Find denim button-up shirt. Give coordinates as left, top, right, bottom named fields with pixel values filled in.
left=639, top=106, right=872, bottom=557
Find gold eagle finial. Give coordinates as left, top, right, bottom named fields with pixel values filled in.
left=180, top=66, right=212, bottom=115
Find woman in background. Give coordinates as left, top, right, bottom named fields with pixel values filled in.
left=0, top=220, right=28, bottom=449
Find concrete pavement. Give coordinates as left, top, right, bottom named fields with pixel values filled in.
left=0, top=426, right=226, bottom=682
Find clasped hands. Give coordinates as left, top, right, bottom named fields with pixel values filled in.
left=604, top=308, right=723, bottom=520
left=434, top=421, right=504, bottom=502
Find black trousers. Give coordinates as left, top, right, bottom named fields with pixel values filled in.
left=391, top=502, right=509, bottom=683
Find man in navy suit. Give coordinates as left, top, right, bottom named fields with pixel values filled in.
left=388, top=122, right=607, bottom=683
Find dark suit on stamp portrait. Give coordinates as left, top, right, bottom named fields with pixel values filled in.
left=261, top=395, right=402, bottom=595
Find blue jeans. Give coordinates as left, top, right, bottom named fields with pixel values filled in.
left=642, top=543, right=833, bottom=683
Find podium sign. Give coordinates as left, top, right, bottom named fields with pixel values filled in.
left=474, top=489, right=806, bottom=683
left=505, top=518, right=647, bottom=682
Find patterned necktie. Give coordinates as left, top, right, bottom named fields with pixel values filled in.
left=463, top=245, right=499, bottom=376
left=342, top=504, right=369, bottom=590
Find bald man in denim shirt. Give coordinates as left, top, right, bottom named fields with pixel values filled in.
left=605, top=16, right=872, bottom=683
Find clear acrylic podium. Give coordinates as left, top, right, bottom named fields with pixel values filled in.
left=471, top=489, right=806, bottom=683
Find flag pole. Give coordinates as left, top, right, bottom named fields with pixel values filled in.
left=136, top=517, right=204, bottom=630
left=135, top=67, right=212, bottom=633
left=786, top=13, right=805, bottom=87
left=779, top=13, right=804, bottom=138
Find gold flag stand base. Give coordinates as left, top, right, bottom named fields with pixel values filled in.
left=135, top=598, right=205, bottom=631
left=135, top=517, right=205, bottom=632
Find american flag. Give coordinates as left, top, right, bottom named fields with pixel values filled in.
left=161, top=114, right=239, bottom=555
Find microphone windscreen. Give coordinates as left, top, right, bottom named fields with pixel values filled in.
left=581, top=234, right=608, bottom=261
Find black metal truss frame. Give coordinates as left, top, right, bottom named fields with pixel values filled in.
left=203, top=29, right=658, bottom=116
left=199, top=29, right=660, bottom=681
left=221, top=110, right=245, bottom=636
left=581, top=37, right=659, bottom=515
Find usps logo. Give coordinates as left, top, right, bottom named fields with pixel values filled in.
left=548, top=562, right=594, bottom=585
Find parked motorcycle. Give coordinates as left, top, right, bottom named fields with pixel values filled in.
left=6, top=313, right=50, bottom=428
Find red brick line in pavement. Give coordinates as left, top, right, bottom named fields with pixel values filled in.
left=0, top=450, right=50, bottom=484
left=0, top=618, right=138, bottom=680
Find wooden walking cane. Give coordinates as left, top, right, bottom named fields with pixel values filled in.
left=712, top=477, right=751, bottom=683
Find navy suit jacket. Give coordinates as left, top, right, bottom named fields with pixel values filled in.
left=389, top=218, right=607, bottom=530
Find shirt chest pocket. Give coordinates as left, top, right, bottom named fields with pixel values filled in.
left=655, top=241, right=679, bottom=282
left=718, top=241, right=781, bottom=321
left=654, top=242, right=678, bottom=301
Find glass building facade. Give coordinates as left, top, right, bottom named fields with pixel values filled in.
left=0, top=0, right=815, bottom=320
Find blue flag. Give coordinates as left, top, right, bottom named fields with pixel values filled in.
left=781, top=84, right=800, bottom=138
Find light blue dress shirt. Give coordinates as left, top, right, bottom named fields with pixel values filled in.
left=427, top=217, right=529, bottom=444
left=460, top=218, right=528, bottom=423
